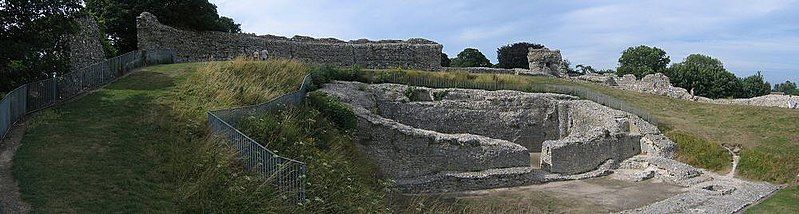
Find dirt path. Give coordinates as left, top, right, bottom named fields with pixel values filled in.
left=723, top=144, right=741, bottom=177
left=0, top=119, right=30, bottom=214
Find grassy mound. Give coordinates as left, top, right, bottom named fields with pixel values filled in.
left=13, top=59, right=316, bottom=212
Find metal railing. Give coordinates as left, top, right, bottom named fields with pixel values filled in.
left=0, top=49, right=175, bottom=140
left=207, top=74, right=313, bottom=202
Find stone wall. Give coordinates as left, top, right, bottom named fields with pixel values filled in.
left=528, top=48, right=567, bottom=77
left=136, top=12, right=442, bottom=70
left=578, top=72, right=799, bottom=109
left=68, top=15, right=105, bottom=71
left=320, top=82, right=529, bottom=178
left=320, top=81, right=676, bottom=178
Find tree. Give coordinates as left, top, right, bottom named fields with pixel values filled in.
left=617, top=45, right=670, bottom=78
left=451, top=48, right=492, bottom=67
left=668, top=54, right=742, bottom=99
left=0, top=0, right=83, bottom=92
left=440, top=53, right=451, bottom=67
left=774, top=81, right=799, bottom=95
left=86, top=0, right=241, bottom=55
left=740, top=72, right=771, bottom=98
left=497, top=42, right=544, bottom=69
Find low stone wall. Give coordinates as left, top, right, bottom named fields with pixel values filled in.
left=136, top=12, right=442, bottom=70
left=68, top=15, right=105, bottom=71
left=322, top=82, right=529, bottom=178
left=374, top=86, right=567, bottom=151
left=578, top=72, right=799, bottom=109
left=319, top=81, right=676, bottom=179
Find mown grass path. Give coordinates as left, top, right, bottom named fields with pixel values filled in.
left=12, top=65, right=189, bottom=213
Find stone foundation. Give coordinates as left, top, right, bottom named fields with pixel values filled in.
left=319, top=81, right=677, bottom=189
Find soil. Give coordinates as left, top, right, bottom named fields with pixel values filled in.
left=0, top=119, right=30, bottom=214
left=446, top=176, right=686, bottom=213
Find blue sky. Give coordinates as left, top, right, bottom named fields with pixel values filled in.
left=210, top=0, right=798, bottom=84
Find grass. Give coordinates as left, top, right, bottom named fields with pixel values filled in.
left=746, top=185, right=799, bottom=213
left=13, top=59, right=312, bottom=212
left=12, top=60, right=798, bottom=212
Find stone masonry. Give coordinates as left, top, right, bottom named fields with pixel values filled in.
left=528, top=47, right=566, bottom=77
left=136, top=12, right=443, bottom=70
left=319, top=81, right=675, bottom=178
left=68, top=15, right=105, bottom=72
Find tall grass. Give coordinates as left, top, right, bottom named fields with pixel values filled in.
left=665, top=130, right=731, bottom=172
left=237, top=92, right=389, bottom=213
left=161, top=59, right=313, bottom=212
left=173, top=57, right=309, bottom=121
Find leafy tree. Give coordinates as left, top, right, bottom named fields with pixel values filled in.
left=739, top=72, right=771, bottom=98
left=774, top=81, right=799, bottom=95
left=0, top=0, right=83, bottom=92
left=496, top=42, right=544, bottom=69
left=451, top=48, right=492, bottom=67
left=86, top=0, right=241, bottom=55
left=440, top=53, right=451, bottom=67
left=617, top=45, right=670, bottom=78
left=668, top=54, right=742, bottom=98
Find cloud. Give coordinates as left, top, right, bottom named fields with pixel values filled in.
left=209, top=0, right=799, bottom=83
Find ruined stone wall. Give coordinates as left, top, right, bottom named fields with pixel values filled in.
left=578, top=72, right=799, bottom=109
left=68, top=15, right=105, bottom=71
left=136, top=12, right=442, bottom=69
left=528, top=48, right=566, bottom=77
left=375, top=87, right=565, bottom=151
left=320, top=82, right=529, bottom=178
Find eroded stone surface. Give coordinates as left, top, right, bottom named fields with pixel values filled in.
left=617, top=156, right=780, bottom=214
left=318, top=81, right=675, bottom=179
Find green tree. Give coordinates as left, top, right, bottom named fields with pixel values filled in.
left=774, top=81, right=799, bottom=95
left=617, top=45, right=670, bottom=78
left=451, top=48, right=492, bottom=67
left=0, top=0, right=82, bottom=92
left=86, top=0, right=241, bottom=55
left=668, top=54, right=742, bottom=99
left=440, top=53, right=451, bottom=67
left=740, top=72, right=772, bottom=98
left=496, top=42, right=544, bottom=69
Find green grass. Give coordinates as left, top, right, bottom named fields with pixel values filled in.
left=13, top=59, right=312, bottom=212
left=747, top=185, right=799, bottom=213
left=666, top=131, right=730, bottom=172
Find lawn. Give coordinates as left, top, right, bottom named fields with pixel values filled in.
left=747, top=185, right=799, bottom=213
left=13, top=60, right=312, bottom=212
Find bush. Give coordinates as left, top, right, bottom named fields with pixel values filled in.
left=616, top=45, right=670, bottom=78
left=668, top=54, right=743, bottom=99
left=451, top=48, right=492, bottom=67
left=774, top=81, right=799, bottom=95
left=496, top=42, right=545, bottom=69
left=306, top=91, right=357, bottom=131
left=440, top=53, right=451, bottom=67
left=740, top=72, right=772, bottom=98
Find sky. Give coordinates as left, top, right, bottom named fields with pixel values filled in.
left=209, top=0, right=798, bottom=84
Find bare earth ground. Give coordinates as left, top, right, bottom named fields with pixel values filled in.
left=0, top=120, right=30, bottom=214
left=449, top=176, right=686, bottom=213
